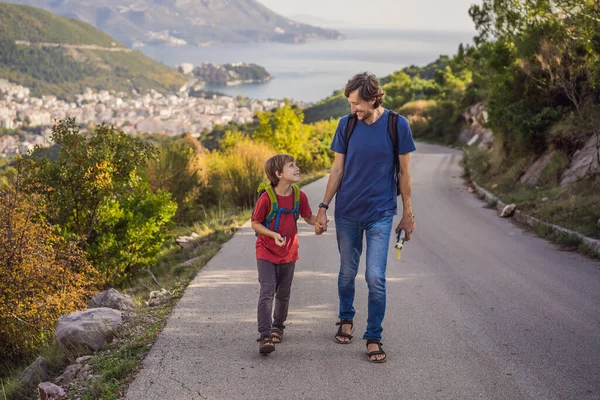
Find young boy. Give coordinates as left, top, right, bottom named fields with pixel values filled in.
left=251, top=154, right=321, bottom=354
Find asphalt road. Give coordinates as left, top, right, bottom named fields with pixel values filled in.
left=125, top=143, right=600, bottom=400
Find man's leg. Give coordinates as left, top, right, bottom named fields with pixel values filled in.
left=335, top=216, right=363, bottom=325
left=363, top=216, right=393, bottom=346
left=273, top=261, right=296, bottom=328
left=257, top=259, right=277, bottom=339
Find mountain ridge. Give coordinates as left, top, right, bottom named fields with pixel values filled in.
left=3, top=0, right=344, bottom=47
left=0, top=2, right=186, bottom=98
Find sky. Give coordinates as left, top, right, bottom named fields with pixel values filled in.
left=256, top=0, right=481, bottom=32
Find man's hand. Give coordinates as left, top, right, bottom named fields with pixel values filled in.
left=395, top=214, right=416, bottom=241
left=316, top=208, right=328, bottom=235
left=314, top=222, right=323, bottom=235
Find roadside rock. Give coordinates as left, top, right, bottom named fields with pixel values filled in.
left=88, top=288, right=136, bottom=311
left=18, top=357, right=49, bottom=385
left=519, top=151, right=555, bottom=185
left=55, top=308, right=122, bottom=353
left=500, top=204, right=516, bottom=218
left=147, top=288, right=170, bottom=307
left=560, top=134, right=600, bottom=185
left=38, top=382, right=66, bottom=399
left=176, top=232, right=200, bottom=248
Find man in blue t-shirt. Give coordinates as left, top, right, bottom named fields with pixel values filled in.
left=316, top=72, right=416, bottom=363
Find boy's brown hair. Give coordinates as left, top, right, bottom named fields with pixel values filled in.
left=265, top=154, right=295, bottom=186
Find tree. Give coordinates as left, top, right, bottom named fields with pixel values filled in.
left=20, top=119, right=155, bottom=244
left=253, top=101, right=312, bottom=170
left=19, top=119, right=177, bottom=283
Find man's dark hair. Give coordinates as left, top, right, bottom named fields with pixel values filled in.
left=344, top=72, right=384, bottom=108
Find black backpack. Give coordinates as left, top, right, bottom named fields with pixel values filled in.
left=344, top=110, right=401, bottom=196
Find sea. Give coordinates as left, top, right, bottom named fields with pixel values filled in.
left=140, top=28, right=475, bottom=103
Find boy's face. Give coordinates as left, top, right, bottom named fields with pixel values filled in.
left=277, top=160, right=300, bottom=183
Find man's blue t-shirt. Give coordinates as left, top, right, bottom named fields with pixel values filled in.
left=330, top=109, right=416, bottom=222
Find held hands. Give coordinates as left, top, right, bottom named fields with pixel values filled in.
left=314, top=222, right=323, bottom=234
left=395, top=213, right=416, bottom=241
left=315, top=208, right=329, bottom=235
left=274, top=233, right=286, bottom=247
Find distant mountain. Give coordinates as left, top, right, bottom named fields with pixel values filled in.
left=289, top=14, right=351, bottom=29
left=2, top=0, right=344, bottom=47
left=0, top=3, right=186, bottom=98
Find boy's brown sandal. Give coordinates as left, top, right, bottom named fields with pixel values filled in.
left=257, top=337, right=275, bottom=354
left=271, top=325, right=285, bottom=343
left=334, top=319, right=354, bottom=344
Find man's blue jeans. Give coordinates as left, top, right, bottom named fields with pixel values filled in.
left=335, top=215, right=393, bottom=341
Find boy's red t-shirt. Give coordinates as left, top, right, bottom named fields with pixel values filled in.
left=252, top=189, right=312, bottom=264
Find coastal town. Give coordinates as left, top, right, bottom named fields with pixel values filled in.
left=0, top=79, right=287, bottom=158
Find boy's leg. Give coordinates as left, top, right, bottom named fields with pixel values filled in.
left=335, top=216, right=364, bottom=321
left=363, top=216, right=393, bottom=342
left=273, top=261, right=296, bottom=327
left=257, top=259, right=277, bottom=338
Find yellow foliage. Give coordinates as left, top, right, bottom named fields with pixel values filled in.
left=207, top=136, right=276, bottom=208
left=0, top=189, right=99, bottom=357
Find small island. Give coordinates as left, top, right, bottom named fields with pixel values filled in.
left=178, top=62, right=272, bottom=87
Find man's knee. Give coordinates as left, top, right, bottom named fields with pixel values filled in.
left=365, top=273, right=386, bottom=292
left=338, top=269, right=357, bottom=285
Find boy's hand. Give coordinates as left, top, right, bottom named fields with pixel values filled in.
left=314, top=223, right=323, bottom=235
left=274, top=233, right=286, bottom=246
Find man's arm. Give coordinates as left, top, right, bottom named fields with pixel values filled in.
left=396, top=153, right=416, bottom=240
left=316, top=152, right=345, bottom=233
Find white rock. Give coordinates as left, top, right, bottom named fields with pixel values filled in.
left=55, top=308, right=122, bottom=353
left=38, top=382, right=66, bottom=399
left=88, top=288, right=136, bottom=311
left=500, top=204, right=516, bottom=218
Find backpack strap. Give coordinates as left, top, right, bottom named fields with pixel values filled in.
left=387, top=110, right=401, bottom=196
left=291, top=184, right=301, bottom=221
left=344, top=113, right=358, bottom=152
left=263, top=185, right=279, bottom=229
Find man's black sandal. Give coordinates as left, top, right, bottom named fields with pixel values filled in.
left=366, top=340, right=387, bottom=363
left=334, top=319, right=354, bottom=344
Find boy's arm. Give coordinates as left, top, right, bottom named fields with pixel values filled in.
left=303, top=214, right=318, bottom=226
left=251, top=221, right=286, bottom=245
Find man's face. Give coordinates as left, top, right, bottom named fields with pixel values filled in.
left=348, top=90, right=376, bottom=121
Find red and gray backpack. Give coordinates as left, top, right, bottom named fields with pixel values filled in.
left=255, top=182, right=301, bottom=235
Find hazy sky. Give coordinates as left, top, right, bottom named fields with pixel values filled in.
left=256, top=0, right=480, bottom=32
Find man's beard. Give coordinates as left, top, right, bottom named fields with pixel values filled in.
left=357, top=109, right=373, bottom=121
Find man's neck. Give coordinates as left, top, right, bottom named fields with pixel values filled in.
left=363, top=107, right=384, bottom=125
left=274, top=181, right=293, bottom=196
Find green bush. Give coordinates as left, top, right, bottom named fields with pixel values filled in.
left=87, top=185, right=177, bottom=284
